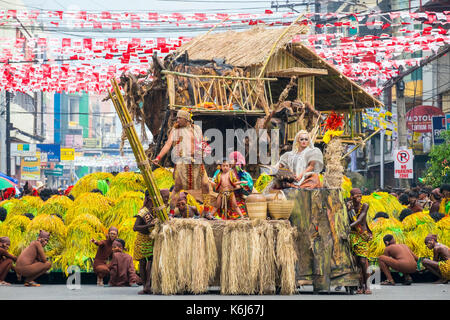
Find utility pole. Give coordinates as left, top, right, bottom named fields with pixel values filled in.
left=6, top=91, right=11, bottom=176
left=395, top=75, right=409, bottom=188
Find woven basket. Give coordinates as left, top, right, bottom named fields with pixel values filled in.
left=246, top=201, right=267, bottom=220
left=268, top=190, right=294, bottom=220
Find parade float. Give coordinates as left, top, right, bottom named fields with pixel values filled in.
left=2, top=19, right=448, bottom=295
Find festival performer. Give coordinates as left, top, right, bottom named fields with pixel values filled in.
left=429, top=188, right=442, bottom=213
left=438, top=184, right=450, bottom=215
left=422, top=234, right=450, bottom=284
left=407, top=191, right=423, bottom=213
left=91, top=226, right=118, bottom=286
left=15, top=230, right=52, bottom=287
left=347, top=188, right=372, bottom=294
left=0, top=237, right=17, bottom=286
left=210, top=159, right=246, bottom=220
left=152, top=108, right=212, bottom=216
left=275, top=130, right=323, bottom=189
left=160, top=188, right=170, bottom=207
left=378, top=234, right=418, bottom=286
left=133, top=191, right=157, bottom=295
left=171, top=192, right=200, bottom=219
left=108, top=239, right=139, bottom=287
left=212, top=151, right=253, bottom=219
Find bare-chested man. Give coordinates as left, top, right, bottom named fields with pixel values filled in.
left=152, top=109, right=211, bottom=216
left=347, top=188, right=372, bottom=294
left=210, top=160, right=246, bottom=220
left=0, top=236, right=16, bottom=286
left=15, top=230, right=52, bottom=287
left=422, top=234, right=450, bottom=284
left=378, top=234, right=418, bottom=285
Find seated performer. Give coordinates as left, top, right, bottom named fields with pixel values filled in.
left=91, top=226, right=118, bottom=286
left=170, top=192, right=200, bottom=219
left=274, top=130, right=323, bottom=189
left=152, top=109, right=212, bottom=216
left=0, top=236, right=17, bottom=286
left=378, top=234, right=418, bottom=286
left=15, top=230, right=52, bottom=287
left=108, top=239, right=139, bottom=287
left=347, top=188, right=372, bottom=294
left=160, top=188, right=170, bottom=207
left=211, top=159, right=246, bottom=220
left=133, top=191, right=157, bottom=295
left=422, top=234, right=450, bottom=284
left=407, top=191, right=423, bottom=213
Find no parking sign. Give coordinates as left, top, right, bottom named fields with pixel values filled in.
left=394, top=149, right=414, bottom=179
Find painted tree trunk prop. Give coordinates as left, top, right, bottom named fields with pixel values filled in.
left=109, top=78, right=168, bottom=222
left=286, top=188, right=359, bottom=292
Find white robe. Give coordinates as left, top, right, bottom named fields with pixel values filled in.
left=277, top=146, right=323, bottom=186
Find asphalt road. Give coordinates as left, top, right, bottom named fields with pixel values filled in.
left=0, top=283, right=448, bottom=300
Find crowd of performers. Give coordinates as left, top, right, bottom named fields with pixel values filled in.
left=0, top=108, right=449, bottom=293
left=346, top=186, right=450, bottom=295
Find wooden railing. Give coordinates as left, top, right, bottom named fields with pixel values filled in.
left=163, top=70, right=276, bottom=114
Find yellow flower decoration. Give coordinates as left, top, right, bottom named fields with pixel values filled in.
left=323, top=130, right=344, bottom=144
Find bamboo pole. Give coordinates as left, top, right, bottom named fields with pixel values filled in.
left=161, top=70, right=277, bottom=81
left=340, top=128, right=381, bottom=160
left=109, top=79, right=169, bottom=222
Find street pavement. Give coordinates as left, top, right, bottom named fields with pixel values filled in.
left=0, top=283, right=448, bottom=300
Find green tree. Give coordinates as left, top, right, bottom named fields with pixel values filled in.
left=423, top=130, right=450, bottom=187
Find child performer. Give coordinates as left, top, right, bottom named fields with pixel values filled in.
left=210, top=159, right=246, bottom=220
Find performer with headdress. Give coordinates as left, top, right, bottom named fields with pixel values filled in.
left=422, top=234, right=450, bottom=284
left=15, top=230, right=52, bottom=287
left=91, top=226, right=118, bottom=286
left=152, top=108, right=212, bottom=217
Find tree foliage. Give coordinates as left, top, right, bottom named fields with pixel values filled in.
left=423, top=130, right=450, bottom=187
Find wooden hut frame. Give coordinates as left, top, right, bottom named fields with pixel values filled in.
left=163, top=70, right=277, bottom=113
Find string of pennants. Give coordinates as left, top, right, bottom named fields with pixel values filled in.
left=1, top=9, right=449, bottom=29
left=0, top=9, right=449, bottom=93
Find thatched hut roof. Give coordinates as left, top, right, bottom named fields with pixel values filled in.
left=174, top=25, right=383, bottom=110
left=175, top=25, right=308, bottom=68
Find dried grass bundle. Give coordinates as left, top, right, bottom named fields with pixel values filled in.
left=159, top=223, right=178, bottom=295
left=104, top=191, right=144, bottom=228
left=70, top=172, right=113, bottom=199
left=275, top=222, right=298, bottom=295
left=323, top=137, right=345, bottom=189
left=0, top=214, right=31, bottom=256
left=176, top=221, right=193, bottom=292
left=150, top=222, right=163, bottom=294
left=18, top=214, right=67, bottom=267
left=191, top=223, right=209, bottom=293
left=258, top=221, right=276, bottom=294
left=65, top=192, right=114, bottom=226
left=151, top=219, right=217, bottom=295
left=38, top=195, right=73, bottom=220
left=55, top=214, right=106, bottom=274
left=106, top=172, right=146, bottom=199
